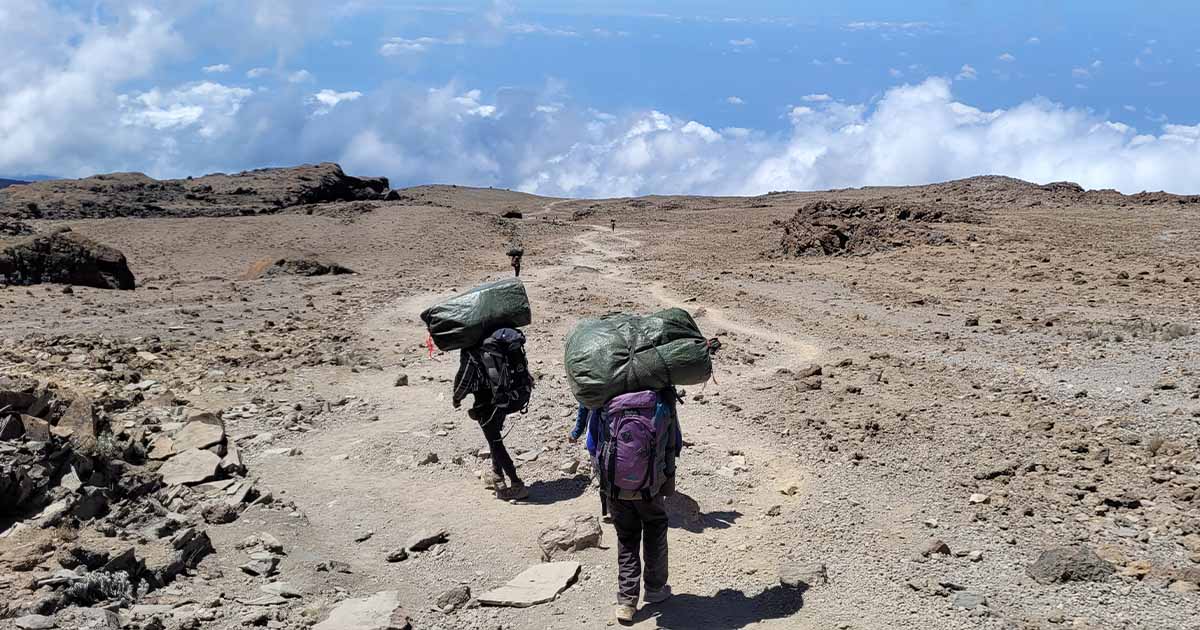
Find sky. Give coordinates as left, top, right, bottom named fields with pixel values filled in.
left=1, top=0, right=1199, bottom=196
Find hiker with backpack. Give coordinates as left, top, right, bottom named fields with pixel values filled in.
left=564, top=308, right=715, bottom=624
left=453, top=327, right=534, bottom=500
left=600, top=389, right=682, bottom=622
left=422, top=279, right=535, bottom=501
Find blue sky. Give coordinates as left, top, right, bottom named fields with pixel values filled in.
left=2, top=1, right=1199, bottom=195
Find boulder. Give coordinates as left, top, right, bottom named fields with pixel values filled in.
left=170, top=421, right=224, bottom=452
left=314, top=591, right=411, bottom=630
left=537, top=514, right=602, bottom=561
left=0, top=230, right=135, bottom=289
left=158, top=449, right=221, bottom=486
left=435, top=585, right=471, bottom=612
left=1027, top=547, right=1115, bottom=585
left=478, top=561, right=581, bottom=608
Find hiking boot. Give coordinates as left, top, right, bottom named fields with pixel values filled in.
left=643, top=585, right=672, bottom=604
left=497, top=483, right=529, bottom=501
left=483, top=472, right=505, bottom=491
left=614, top=604, right=636, bottom=624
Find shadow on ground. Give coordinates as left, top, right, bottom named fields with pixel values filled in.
left=523, top=474, right=590, bottom=505
left=665, top=492, right=742, bottom=533
left=641, top=585, right=805, bottom=629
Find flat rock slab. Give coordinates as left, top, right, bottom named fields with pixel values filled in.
left=479, top=561, right=581, bottom=607
left=172, top=421, right=224, bottom=452
left=159, top=449, right=221, bottom=486
left=314, top=591, right=411, bottom=630
left=15, top=615, right=57, bottom=629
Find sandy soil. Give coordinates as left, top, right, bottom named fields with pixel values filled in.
left=2, top=176, right=1199, bottom=630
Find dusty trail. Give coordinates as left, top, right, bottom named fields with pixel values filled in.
left=242, top=224, right=835, bottom=629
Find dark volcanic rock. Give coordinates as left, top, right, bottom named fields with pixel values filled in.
left=773, top=199, right=978, bottom=257
left=1027, top=546, right=1116, bottom=585
left=0, top=163, right=388, bottom=220
left=242, top=256, right=355, bottom=279
left=0, top=229, right=135, bottom=289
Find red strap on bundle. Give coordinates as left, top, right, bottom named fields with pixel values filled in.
left=425, top=334, right=435, bottom=359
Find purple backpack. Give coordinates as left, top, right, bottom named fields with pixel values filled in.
left=598, top=391, right=665, bottom=494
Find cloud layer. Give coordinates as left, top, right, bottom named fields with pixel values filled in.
left=3, top=2, right=1200, bottom=198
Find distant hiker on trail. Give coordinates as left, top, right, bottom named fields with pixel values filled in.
left=610, top=219, right=616, bottom=232
left=421, top=279, right=535, bottom=502
left=453, top=328, right=533, bottom=500
left=507, top=247, right=524, bottom=277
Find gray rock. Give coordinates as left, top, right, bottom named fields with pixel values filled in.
left=405, top=528, right=447, bottom=552
left=951, top=592, right=988, bottom=609
left=1027, top=546, right=1115, bottom=585
left=537, top=514, right=602, bottom=561
left=780, top=562, right=828, bottom=589
left=260, top=581, right=302, bottom=598
left=15, top=615, right=57, bottom=630
left=920, top=539, right=952, bottom=558
left=171, top=420, right=225, bottom=452
left=220, top=444, right=245, bottom=475
left=385, top=549, right=408, bottom=563
left=435, top=585, right=471, bottom=612
left=394, top=374, right=409, bottom=387
left=240, top=555, right=280, bottom=577
left=478, top=561, right=581, bottom=607
left=158, top=449, right=221, bottom=486
left=74, top=608, right=120, bottom=629
left=314, top=591, right=411, bottom=630
left=417, top=452, right=438, bottom=466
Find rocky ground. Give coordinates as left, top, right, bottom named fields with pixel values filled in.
left=1, top=168, right=1198, bottom=630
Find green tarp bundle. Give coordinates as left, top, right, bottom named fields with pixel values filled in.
left=565, top=307, right=712, bottom=409
left=420, top=278, right=532, bottom=351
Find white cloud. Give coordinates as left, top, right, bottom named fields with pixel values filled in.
left=1072, top=67, right=1091, bottom=79
left=1027, top=37, right=1041, bottom=44
left=956, top=64, right=978, bottom=80
left=308, top=89, right=363, bottom=115
left=6, top=4, right=1200, bottom=199
left=833, top=57, right=851, bottom=65
left=729, top=38, right=755, bottom=47
left=379, top=34, right=465, bottom=56
left=287, top=69, right=314, bottom=83
left=509, top=23, right=577, bottom=37
left=845, top=21, right=930, bottom=31
left=202, top=64, right=231, bottom=74
left=332, top=39, right=352, bottom=47
left=246, top=67, right=270, bottom=79
left=998, top=52, right=1016, bottom=62
left=802, top=94, right=832, bottom=102
left=726, top=96, right=744, bottom=105
left=119, top=81, right=253, bottom=138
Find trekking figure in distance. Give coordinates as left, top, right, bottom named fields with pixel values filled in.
left=569, top=404, right=610, bottom=522
left=610, top=218, right=616, bottom=232
left=452, top=328, right=534, bottom=500
left=507, top=247, right=524, bottom=277
left=597, top=389, right=683, bottom=623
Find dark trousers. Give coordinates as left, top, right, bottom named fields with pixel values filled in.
left=479, top=412, right=521, bottom=485
left=609, top=495, right=669, bottom=605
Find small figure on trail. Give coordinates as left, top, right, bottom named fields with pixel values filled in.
left=507, top=247, right=524, bottom=277
left=598, top=389, right=682, bottom=623
left=569, top=404, right=609, bottom=522
left=453, top=327, right=535, bottom=500
left=610, top=219, right=616, bottom=232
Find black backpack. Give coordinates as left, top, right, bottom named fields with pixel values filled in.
left=479, top=328, right=534, bottom=414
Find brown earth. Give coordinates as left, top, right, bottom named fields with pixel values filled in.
left=1, top=167, right=1198, bottom=630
